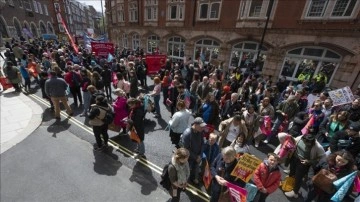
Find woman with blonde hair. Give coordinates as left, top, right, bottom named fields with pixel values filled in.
left=149, top=76, right=162, bottom=118
left=91, top=71, right=104, bottom=92
left=168, top=148, right=190, bottom=202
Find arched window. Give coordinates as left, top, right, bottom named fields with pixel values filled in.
left=39, top=21, right=46, bottom=34
left=13, top=18, right=22, bottom=38
left=47, top=22, right=54, bottom=34
left=280, top=47, right=341, bottom=85
left=229, top=41, right=267, bottom=70
left=132, top=33, right=140, bottom=50
left=0, top=17, right=9, bottom=38
left=30, top=23, right=38, bottom=38
left=122, top=33, right=128, bottom=48
left=147, top=35, right=160, bottom=53
left=168, top=36, right=185, bottom=61
left=194, top=39, right=220, bottom=63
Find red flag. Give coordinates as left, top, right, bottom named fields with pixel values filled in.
left=59, top=14, right=78, bottom=54
left=202, top=160, right=212, bottom=189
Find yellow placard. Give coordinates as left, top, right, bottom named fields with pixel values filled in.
left=231, top=153, right=262, bottom=183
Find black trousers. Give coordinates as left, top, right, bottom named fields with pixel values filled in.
left=93, top=124, right=109, bottom=148
left=254, top=191, right=269, bottom=202
left=70, top=86, right=82, bottom=106
left=289, top=156, right=311, bottom=194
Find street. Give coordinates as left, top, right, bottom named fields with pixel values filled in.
left=1, top=79, right=310, bottom=202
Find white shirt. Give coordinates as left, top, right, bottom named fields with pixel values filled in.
left=226, top=122, right=239, bottom=142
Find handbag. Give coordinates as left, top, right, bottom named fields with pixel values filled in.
left=281, top=176, right=295, bottom=192
left=129, top=127, right=141, bottom=143
left=166, top=98, right=173, bottom=106
left=312, top=169, right=337, bottom=194
left=108, top=121, right=121, bottom=132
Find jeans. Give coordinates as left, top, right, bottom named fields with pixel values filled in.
left=51, top=96, right=73, bottom=118
left=82, top=91, right=91, bottom=114
left=69, top=86, right=82, bottom=106
left=93, top=124, right=109, bottom=148
left=188, top=158, right=200, bottom=182
left=137, top=141, right=145, bottom=155
left=104, top=83, right=111, bottom=100
left=23, top=78, right=31, bottom=90
left=154, top=94, right=160, bottom=115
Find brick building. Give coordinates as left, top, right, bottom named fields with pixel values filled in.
left=0, top=0, right=55, bottom=41
left=106, top=0, right=360, bottom=90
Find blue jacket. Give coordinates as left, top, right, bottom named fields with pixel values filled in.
left=181, top=127, right=203, bottom=161
left=202, top=141, right=220, bottom=165
left=45, top=77, right=68, bottom=97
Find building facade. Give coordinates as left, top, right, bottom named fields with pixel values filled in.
left=0, top=0, right=55, bottom=41
left=106, top=0, right=360, bottom=90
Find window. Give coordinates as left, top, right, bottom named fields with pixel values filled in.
left=307, top=0, right=328, bottom=17
left=132, top=34, right=140, bottom=50
left=147, top=35, right=160, bottom=53
left=229, top=42, right=267, bottom=71
left=117, top=4, right=125, bottom=22
left=23, top=0, right=31, bottom=11
left=249, top=0, right=262, bottom=17
left=280, top=47, right=341, bottom=85
left=43, top=5, right=48, bottom=15
left=58, top=24, right=64, bottom=32
left=198, top=0, right=221, bottom=20
left=122, top=33, right=128, bottom=48
left=331, top=0, right=356, bottom=16
left=129, top=1, right=138, bottom=22
left=194, top=39, right=220, bottom=63
left=145, top=0, right=158, bottom=21
left=112, top=9, right=117, bottom=23
left=168, top=36, right=185, bottom=61
left=8, top=0, right=14, bottom=6
left=33, top=0, right=38, bottom=13
left=168, top=0, right=185, bottom=20
left=37, top=2, right=42, bottom=14
left=18, top=0, right=23, bottom=8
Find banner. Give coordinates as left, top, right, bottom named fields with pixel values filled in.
left=226, top=181, right=247, bottom=202
left=22, top=28, right=33, bottom=38
left=231, top=153, right=262, bottom=183
left=91, top=42, right=115, bottom=57
left=328, top=86, right=355, bottom=106
left=145, top=55, right=167, bottom=75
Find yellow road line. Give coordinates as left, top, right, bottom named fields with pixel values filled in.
left=28, top=93, right=210, bottom=201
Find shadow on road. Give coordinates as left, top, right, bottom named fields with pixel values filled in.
left=93, top=147, right=122, bottom=176
left=47, top=118, right=71, bottom=138
left=129, top=161, right=158, bottom=195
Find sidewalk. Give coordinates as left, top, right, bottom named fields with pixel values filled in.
left=0, top=89, right=43, bottom=153
left=0, top=49, right=43, bottom=154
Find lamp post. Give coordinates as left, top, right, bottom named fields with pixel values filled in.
left=100, top=0, right=105, bottom=35
left=257, top=0, right=275, bottom=60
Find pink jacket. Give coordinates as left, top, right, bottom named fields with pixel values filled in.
left=112, top=96, right=129, bottom=127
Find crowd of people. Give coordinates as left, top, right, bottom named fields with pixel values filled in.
left=1, top=37, right=360, bottom=202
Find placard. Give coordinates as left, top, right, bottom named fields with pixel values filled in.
left=328, top=86, right=355, bottom=106
left=231, top=153, right=262, bottom=183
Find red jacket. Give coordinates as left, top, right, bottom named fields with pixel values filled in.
left=64, top=71, right=82, bottom=88
left=253, top=161, right=281, bottom=194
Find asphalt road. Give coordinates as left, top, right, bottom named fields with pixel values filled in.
left=2, top=77, right=356, bottom=202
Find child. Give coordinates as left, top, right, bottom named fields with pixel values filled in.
left=253, top=153, right=281, bottom=202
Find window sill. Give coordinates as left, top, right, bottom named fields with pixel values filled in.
left=298, top=18, right=358, bottom=24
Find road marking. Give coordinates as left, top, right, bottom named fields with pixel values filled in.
left=28, top=93, right=210, bottom=201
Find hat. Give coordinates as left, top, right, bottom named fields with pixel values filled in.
left=349, top=122, right=360, bottom=132
left=302, top=133, right=316, bottom=141
left=223, top=86, right=230, bottom=93
left=193, top=117, right=207, bottom=127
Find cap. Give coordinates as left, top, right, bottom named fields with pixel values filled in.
left=349, top=122, right=360, bottom=132
left=193, top=117, right=207, bottom=127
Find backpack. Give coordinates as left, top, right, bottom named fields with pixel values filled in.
left=159, top=162, right=174, bottom=190
left=98, top=105, right=115, bottom=124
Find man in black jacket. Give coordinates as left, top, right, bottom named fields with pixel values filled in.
left=330, top=121, right=360, bottom=158
left=220, top=93, right=241, bottom=120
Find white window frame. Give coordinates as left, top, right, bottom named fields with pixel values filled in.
left=129, top=1, right=138, bottom=22
left=198, top=0, right=222, bottom=20
left=238, top=0, right=277, bottom=20
left=145, top=0, right=158, bottom=21
left=168, top=0, right=185, bottom=21
left=23, top=0, right=31, bottom=11
left=122, top=33, right=128, bottom=48
left=167, top=36, right=186, bottom=61
left=331, top=0, right=358, bottom=17
left=193, top=39, right=220, bottom=63
left=147, top=35, right=160, bottom=53
left=279, top=47, right=341, bottom=85
left=229, top=41, right=268, bottom=69
left=132, top=34, right=140, bottom=50
left=37, top=2, right=42, bottom=14
left=43, top=5, right=48, bottom=15
left=117, top=4, right=125, bottom=22
left=18, top=0, right=23, bottom=8
left=58, top=24, right=64, bottom=32
left=303, top=0, right=360, bottom=19
left=8, top=0, right=14, bottom=6
left=32, top=0, right=38, bottom=13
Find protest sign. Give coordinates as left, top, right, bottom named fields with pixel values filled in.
left=91, top=42, right=115, bottom=57
left=145, top=55, right=166, bottom=75
left=231, top=153, right=262, bottom=183
left=226, top=182, right=247, bottom=202
left=328, top=86, right=355, bottom=106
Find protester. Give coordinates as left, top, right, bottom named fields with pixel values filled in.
left=88, top=95, right=111, bottom=151
left=230, top=132, right=250, bottom=157
left=80, top=69, right=92, bottom=116
left=218, top=114, right=248, bottom=148
left=168, top=148, right=190, bottom=202
left=169, top=101, right=191, bottom=149
left=3, top=61, right=21, bottom=92
left=112, top=88, right=129, bottom=135
left=45, top=71, right=73, bottom=120
left=202, top=132, right=220, bottom=165
left=127, top=98, right=145, bottom=158
left=64, top=66, right=83, bottom=107
left=253, top=153, right=281, bottom=202
left=149, top=76, right=162, bottom=118
left=220, top=93, right=242, bottom=121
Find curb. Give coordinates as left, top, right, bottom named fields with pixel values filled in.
left=0, top=92, right=43, bottom=153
